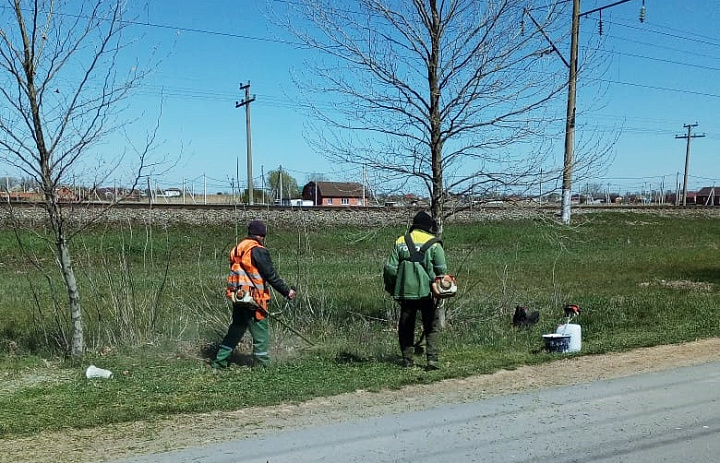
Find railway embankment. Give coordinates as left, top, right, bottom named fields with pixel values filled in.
left=2, top=202, right=717, bottom=229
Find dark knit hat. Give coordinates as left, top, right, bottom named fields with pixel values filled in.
left=411, top=211, right=434, bottom=232
left=248, top=220, right=267, bottom=237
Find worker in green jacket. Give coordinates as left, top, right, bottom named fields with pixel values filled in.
left=383, top=211, right=448, bottom=370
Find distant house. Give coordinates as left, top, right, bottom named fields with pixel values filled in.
left=273, top=198, right=314, bottom=207
left=666, top=191, right=697, bottom=205
left=160, top=188, right=182, bottom=198
left=56, top=186, right=77, bottom=202
left=301, top=181, right=365, bottom=207
left=1, top=186, right=78, bottom=202
left=695, top=187, right=720, bottom=206
left=0, top=191, right=39, bottom=201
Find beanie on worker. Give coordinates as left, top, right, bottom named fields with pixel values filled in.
left=248, top=220, right=267, bottom=237
left=411, top=211, right=434, bottom=233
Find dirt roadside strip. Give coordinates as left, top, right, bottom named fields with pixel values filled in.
left=4, top=338, right=720, bottom=463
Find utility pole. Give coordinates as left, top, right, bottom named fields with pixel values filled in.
left=278, top=165, right=283, bottom=205
left=555, top=0, right=644, bottom=224
left=261, top=165, right=266, bottom=204
left=362, top=165, right=367, bottom=207
left=236, top=82, right=256, bottom=205
left=560, top=0, right=580, bottom=224
left=676, top=123, right=705, bottom=206
left=147, top=177, right=153, bottom=206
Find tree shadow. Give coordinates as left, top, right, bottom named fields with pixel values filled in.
left=681, top=268, right=720, bottom=285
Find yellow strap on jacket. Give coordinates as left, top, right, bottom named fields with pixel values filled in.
left=226, top=239, right=271, bottom=313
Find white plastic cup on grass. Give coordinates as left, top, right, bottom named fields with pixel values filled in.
left=86, top=365, right=113, bottom=379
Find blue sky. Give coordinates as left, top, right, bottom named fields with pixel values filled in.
left=115, top=1, right=720, bottom=196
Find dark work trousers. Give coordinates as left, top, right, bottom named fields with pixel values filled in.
left=219, top=302, right=270, bottom=366
left=398, top=297, right=439, bottom=363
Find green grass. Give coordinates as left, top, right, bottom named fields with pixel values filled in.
left=2, top=210, right=720, bottom=437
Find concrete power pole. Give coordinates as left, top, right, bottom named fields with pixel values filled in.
left=362, top=165, right=367, bottom=207
left=560, top=0, right=580, bottom=225
left=534, top=0, right=642, bottom=224
left=675, top=123, right=705, bottom=206
left=236, top=82, right=256, bottom=205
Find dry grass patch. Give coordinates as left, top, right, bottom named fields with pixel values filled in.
left=638, top=279, right=713, bottom=291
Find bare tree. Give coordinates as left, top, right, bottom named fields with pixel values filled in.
left=305, top=172, right=328, bottom=184
left=0, top=0, right=158, bottom=356
left=270, top=0, right=580, bottom=230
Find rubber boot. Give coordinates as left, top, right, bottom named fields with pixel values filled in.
left=401, top=347, right=415, bottom=367
left=211, top=345, right=233, bottom=369
left=426, top=359, right=440, bottom=371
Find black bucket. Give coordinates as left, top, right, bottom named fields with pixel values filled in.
left=542, top=333, right=571, bottom=353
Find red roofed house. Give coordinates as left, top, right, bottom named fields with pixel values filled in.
left=301, top=181, right=366, bottom=207
left=695, top=187, right=720, bottom=206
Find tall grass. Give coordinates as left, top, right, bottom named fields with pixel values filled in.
left=2, top=212, right=720, bottom=355
left=1, top=210, right=720, bottom=436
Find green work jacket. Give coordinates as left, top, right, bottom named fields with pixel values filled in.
left=383, top=229, right=447, bottom=300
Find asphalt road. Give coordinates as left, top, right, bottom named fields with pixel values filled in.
left=114, top=360, right=720, bottom=463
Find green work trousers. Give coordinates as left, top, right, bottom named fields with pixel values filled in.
left=219, top=302, right=270, bottom=367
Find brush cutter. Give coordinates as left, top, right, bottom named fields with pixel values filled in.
left=259, top=293, right=316, bottom=347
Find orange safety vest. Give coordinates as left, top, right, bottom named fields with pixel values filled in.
left=226, top=238, right=271, bottom=316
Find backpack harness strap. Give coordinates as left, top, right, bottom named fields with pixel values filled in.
left=404, top=232, right=442, bottom=264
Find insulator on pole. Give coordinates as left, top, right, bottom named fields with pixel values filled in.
left=639, top=0, right=646, bottom=23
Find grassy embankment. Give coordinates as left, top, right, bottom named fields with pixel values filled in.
left=1, top=210, right=719, bottom=437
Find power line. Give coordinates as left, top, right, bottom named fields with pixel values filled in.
left=595, top=33, right=720, bottom=62
left=588, top=76, right=720, bottom=99
left=594, top=48, right=720, bottom=73
left=609, top=19, right=720, bottom=49
left=0, top=4, right=309, bottom=48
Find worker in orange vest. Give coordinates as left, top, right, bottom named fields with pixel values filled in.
left=211, top=220, right=296, bottom=368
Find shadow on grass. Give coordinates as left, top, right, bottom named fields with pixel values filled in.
left=335, top=351, right=372, bottom=364
left=682, top=267, right=720, bottom=285
left=335, top=351, right=409, bottom=368
left=199, top=342, right=254, bottom=367
left=333, top=350, right=456, bottom=370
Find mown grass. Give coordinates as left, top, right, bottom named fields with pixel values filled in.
left=1, top=210, right=720, bottom=437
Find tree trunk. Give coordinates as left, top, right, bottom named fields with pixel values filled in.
left=58, top=237, right=84, bottom=356
left=427, top=2, right=444, bottom=234
left=428, top=1, right=446, bottom=328
left=46, top=193, right=85, bottom=356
